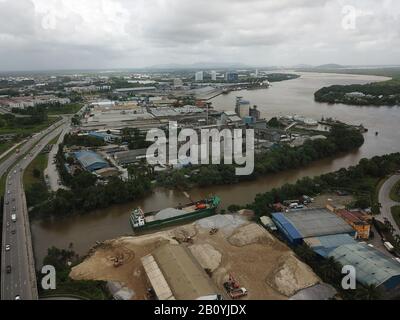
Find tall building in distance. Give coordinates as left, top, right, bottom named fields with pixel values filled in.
left=235, top=96, right=250, bottom=118
left=249, top=105, right=261, bottom=120
left=195, top=71, right=203, bottom=81
left=255, top=69, right=259, bottom=77
left=210, top=70, right=217, bottom=81
left=225, top=72, right=239, bottom=82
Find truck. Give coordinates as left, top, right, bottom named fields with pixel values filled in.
left=11, top=214, right=16, bottom=222
left=384, top=242, right=394, bottom=253
left=229, top=288, right=248, bottom=299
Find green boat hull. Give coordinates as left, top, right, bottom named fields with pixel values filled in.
left=130, top=207, right=217, bottom=233
left=130, top=196, right=220, bottom=233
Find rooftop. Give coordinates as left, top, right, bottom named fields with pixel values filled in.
left=273, top=208, right=354, bottom=238
left=150, top=244, right=219, bottom=300
left=330, top=243, right=400, bottom=287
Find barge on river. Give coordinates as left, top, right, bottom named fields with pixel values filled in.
left=129, top=196, right=221, bottom=233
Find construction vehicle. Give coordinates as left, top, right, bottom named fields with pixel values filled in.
left=223, top=273, right=248, bottom=299
left=223, top=273, right=240, bottom=292
left=111, top=254, right=124, bottom=267
left=209, top=228, right=218, bottom=235
left=229, top=288, right=248, bottom=299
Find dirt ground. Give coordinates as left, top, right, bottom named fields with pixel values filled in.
left=70, top=215, right=321, bottom=300
left=309, top=193, right=354, bottom=209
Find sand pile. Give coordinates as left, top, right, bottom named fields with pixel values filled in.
left=227, top=224, right=276, bottom=247
left=189, top=244, right=222, bottom=272
left=265, top=252, right=320, bottom=297
left=196, top=214, right=248, bottom=236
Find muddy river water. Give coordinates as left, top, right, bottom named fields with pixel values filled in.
left=31, top=72, right=400, bottom=264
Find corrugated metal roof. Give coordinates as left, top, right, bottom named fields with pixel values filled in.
left=75, top=151, right=109, bottom=170
left=289, top=283, right=337, bottom=300
left=141, top=254, right=175, bottom=300
left=330, top=243, right=400, bottom=287
left=272, top=212, right=303, bottom=240
left=281, top=208, right=354, bottom=238
left=304, top=234, right=356, bottom=257
left=114, top=149, right=148, bottom=164
left=152, top=244, right=219, bottom=300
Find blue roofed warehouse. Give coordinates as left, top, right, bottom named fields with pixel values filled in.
left=75, top=150, right=109, bottom=172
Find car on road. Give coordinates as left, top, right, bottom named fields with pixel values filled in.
left=6, top=222, right=10, bottom=227
left=12, top=206, right=16, bottom=211
left=6, top=265, right=11, bottom=274
left=11, top=214, right=16, bottom=222
left=5, top=200, right=9, bottom=205
left=7, top=190, right=10, bottom=194
left=13, top=170, right=16, bottom=174
left=15, top=295, right=20, bottom=300
left=5, top=244, right=11, bottom=251
left=11, top=229, right=16, bottom=235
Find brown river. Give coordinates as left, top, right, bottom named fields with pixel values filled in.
left=31, top=72, right=400, bottom=264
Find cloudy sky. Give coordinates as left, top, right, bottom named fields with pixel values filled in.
left=0, top=0, right=399, bottom=71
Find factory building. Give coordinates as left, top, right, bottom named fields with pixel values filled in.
left=272, top=208, right=355, bottom=245
left=326, top=204, right=371, bottom=240
left=88, top=131, right=118, bottom=143
left=114, top=149, right=148, bottom=165
left=303, top=234, right=356, bottom=257
left=74, top=150, right=110, bottom=172
left=141, top=244, right=220, bottom=300
left=330, top=243, right=400, bottom=296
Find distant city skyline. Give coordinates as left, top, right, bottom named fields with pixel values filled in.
left=0, top=0, right=399, bottom=71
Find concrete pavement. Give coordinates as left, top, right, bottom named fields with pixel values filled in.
left=44, top=124, right=70, bottom=192
left=1, top=118, right=68, bottom=300
left=378, top=174, right=400, bottom=236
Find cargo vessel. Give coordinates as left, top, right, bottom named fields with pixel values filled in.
left=130, top=196, right=221, bottom=233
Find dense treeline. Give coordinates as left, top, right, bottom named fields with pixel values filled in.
left=0, top=112, right=47, bottom=128
left=248, top=153, right=400, bottom=216
left=32, top=174, right=152, bottom=220
left=12, top=102, right=82, bottom=116
left=157, top=124, right=365, bottom=188
left=63, top=134, right=106, bottom=147
left=314, top=79, right=400, bottom=106
left=121, top=128, right=152, bottom=150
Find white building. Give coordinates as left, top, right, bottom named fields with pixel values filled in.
left=211, top=71, right=217, bottom=81
left=195, top=71, right=204, bottom=82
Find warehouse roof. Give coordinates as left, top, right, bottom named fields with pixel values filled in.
left=330, top=243, right=400, bottom=287
left=114, top=149, right=148, bottom=165
left=276, top=208, right=354, bottom=238
left=304, top=234, right=356, bottom=257
left=75, top=150, right=109, bottom=171
left=151, top=244, right=219, bottom=300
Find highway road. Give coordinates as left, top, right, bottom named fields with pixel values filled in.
left=378, top=174, right=400, bottom=236
left=1, top=118, right=69, bottom=300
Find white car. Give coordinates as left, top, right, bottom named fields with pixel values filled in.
left=5, top=244, right=11, bottom=251
left=14, top=295, right=20, bottom=300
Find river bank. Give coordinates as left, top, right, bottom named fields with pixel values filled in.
left=31, top=71, right=400, bottom=265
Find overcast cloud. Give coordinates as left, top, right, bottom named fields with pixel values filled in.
left=0, top=0, right=399, bottom=71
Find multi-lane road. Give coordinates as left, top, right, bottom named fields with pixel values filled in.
left=1, top=117, right=69, bottom=300
left=378, top=174, right=400, bottom=236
